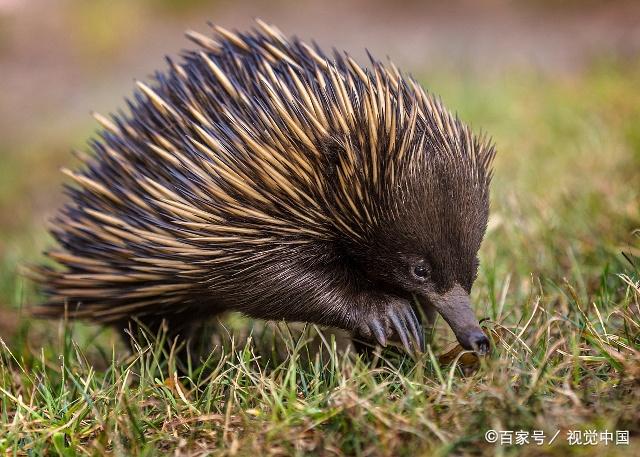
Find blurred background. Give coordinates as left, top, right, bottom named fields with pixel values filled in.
left=0, top=0, right=639, bottom=343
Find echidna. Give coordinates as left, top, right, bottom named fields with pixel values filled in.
left=32, top=20, right=495, bottom=355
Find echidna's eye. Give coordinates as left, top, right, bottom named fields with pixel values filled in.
left=413, top=265, right=429, bottom=279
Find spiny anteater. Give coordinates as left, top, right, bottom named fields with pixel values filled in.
left=31, top=20, right=495, bottom=355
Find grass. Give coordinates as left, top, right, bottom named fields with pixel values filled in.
left=0, top=62, right=639, bottom=455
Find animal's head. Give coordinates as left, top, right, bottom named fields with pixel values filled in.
left=345, top=93, right=495, bottom=353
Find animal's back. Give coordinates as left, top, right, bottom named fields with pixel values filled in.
left=34, top=23, right=408, bottom=320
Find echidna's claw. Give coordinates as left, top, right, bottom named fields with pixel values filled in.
left=369, top=318, right=387, bottom=347
left=403, top=305, right=424, bottom=352
left=356, top=298, right=424, bottom=354
left=389, top=308, right=412, bottom=353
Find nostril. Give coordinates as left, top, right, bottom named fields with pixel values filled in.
left=468, top=331, right=490, bottom=355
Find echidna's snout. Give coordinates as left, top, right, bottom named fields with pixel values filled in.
left=463, top=330, right=490, bottom=355
left=425, top=283, right=489, bottom=355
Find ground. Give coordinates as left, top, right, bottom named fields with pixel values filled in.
left=0, top=1, right=639, bottom=456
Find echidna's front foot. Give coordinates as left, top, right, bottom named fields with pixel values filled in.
left=357, top=298, right=424, bottom=353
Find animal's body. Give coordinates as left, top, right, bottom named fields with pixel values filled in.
left=32, top=20, right=495, bottom=354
